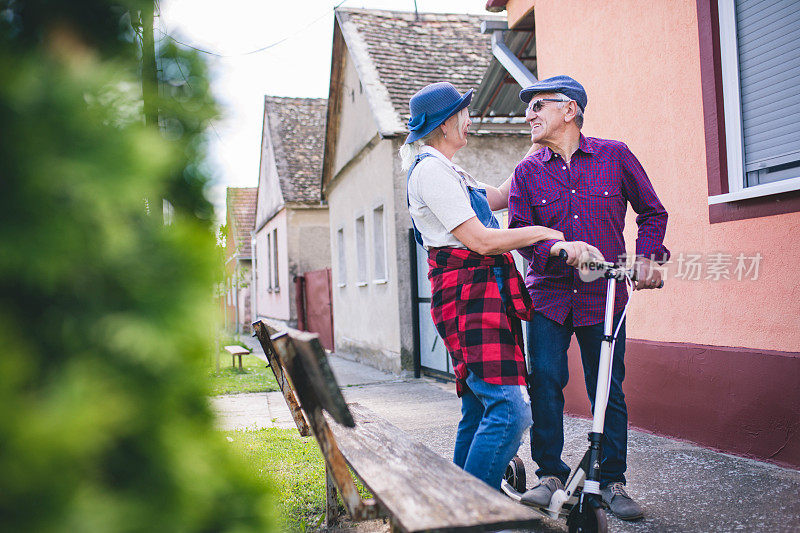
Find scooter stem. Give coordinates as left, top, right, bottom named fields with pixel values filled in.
left=591, top=275, right=617, bottom=434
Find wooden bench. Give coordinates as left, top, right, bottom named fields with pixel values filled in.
left=223, top=345, right=250, bottom=371
left=252, top=320, right=555, bottom=533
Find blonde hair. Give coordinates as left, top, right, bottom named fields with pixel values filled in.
left=399, top=108, right=468, bottom=170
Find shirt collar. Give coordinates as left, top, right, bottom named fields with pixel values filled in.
left=539, top=134, right=595, bottom=162
left=420, top=145, right=468, bottom=175
left=540, top=146, right=556, bottom=162
left=577, top=134, right=595, bottom=154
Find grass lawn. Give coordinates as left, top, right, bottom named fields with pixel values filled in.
left=224, top=428, right=373, bottom=532
left=209, top=352, right=279, bottom=396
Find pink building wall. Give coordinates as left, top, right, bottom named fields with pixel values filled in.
left=254, top=208, right=290, bottom=322
left=533, top=0, right=800, bottom=352
left=516, top=0, right=800, bottom=467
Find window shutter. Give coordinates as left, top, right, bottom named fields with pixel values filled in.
left=736, top=0, right=800, bottom=185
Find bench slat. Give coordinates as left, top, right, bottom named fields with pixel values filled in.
left=329, top=403, right=561, bottom=533
left=223, top=345, right=250, bottom=356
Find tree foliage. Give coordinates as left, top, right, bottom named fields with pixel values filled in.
left=0, top=1, right=276, bottom=530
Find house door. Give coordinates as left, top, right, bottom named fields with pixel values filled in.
left=303, top=268, right=334, bottom=351
left=410, top=230, right=451, bottom=376
left=409, top=220, right=530, bottom=378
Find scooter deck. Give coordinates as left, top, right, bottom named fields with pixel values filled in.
left=500, top=480, right=574, bottom=520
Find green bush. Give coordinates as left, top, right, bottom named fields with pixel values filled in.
left=0, top=2, right=276, bottom=531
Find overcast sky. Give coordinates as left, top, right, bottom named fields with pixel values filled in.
left=158, top=0, right=492, bottom=219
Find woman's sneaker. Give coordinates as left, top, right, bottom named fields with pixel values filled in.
left=600, top=482, right=644, bottom=520
left=520, top=476, right=564, bottom=507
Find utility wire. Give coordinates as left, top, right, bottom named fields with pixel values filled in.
left=157, top=0, right=348, bottom=58
left=154, top=0, right=228, bottom=150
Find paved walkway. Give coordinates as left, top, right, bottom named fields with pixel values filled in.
left=212, top=336, right=800, bottom=532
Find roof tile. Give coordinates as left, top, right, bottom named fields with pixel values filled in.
left=339, top=8, right=500, bottom=125
left=264, top=96, right=327, bottom=203
left=226, top=187, right=257, bottom=256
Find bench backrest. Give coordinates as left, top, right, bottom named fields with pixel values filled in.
left=252, top=321, right=354, bottom=427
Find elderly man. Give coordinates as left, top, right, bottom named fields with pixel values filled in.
left=507, top=75, right=669, bottom=520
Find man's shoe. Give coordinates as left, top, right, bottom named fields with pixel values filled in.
left=520, top=476, right=564, bottom=507
left=601, top=482, right=644, bottom=520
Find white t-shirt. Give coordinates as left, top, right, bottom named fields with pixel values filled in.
left=407, top=146, right=485, bottom=249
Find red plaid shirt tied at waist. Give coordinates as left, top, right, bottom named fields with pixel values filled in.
left=427, top=247, right=531, bottom=396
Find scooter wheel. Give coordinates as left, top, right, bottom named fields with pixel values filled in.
left=503, top=456, right=526, bottom=493
left=566, top=498, right=607, bottom=533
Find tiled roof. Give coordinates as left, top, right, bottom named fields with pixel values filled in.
left=226, top=187, right=257, bottom=256
left=338, top=8, right=501, bottom=132
left=264, top=96, right=327, bottom=203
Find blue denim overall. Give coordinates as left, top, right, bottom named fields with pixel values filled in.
left=407, top=152, right=530, bottom=490
left=406, top=153, right=509, bottom=303
left=407, top=153, right=500, bottom=246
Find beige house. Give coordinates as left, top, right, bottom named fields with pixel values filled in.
left=252, top=96, right=330, bottom=329
left=223, top=187, right=257, bottom=334
left=321, top=8, right=533, bottom=374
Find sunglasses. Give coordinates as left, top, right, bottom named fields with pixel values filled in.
left=526, top=98, right=570, bottom=113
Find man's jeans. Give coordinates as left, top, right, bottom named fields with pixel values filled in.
left=453, top=371, right=532, bottom=490
left=527, top=311, right=628, bottom=487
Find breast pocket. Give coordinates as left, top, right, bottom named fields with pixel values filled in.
left=532, top=189, right=564, bottom=227
left=582, top=187, right=625, bottom=223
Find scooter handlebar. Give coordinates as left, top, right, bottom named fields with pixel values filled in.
left=556, top=247, right=665, bottom=288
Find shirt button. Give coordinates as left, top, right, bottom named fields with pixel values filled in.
left=573, top=289, right=578, bottom=293
left=571, top=189, right=576, bottom=193
left=562, top=166, right=567, bottom=170
left=604, top=191, right=609, bottom=196
left=574, top=215, right=579, bottom=219
left=542, top=199, right=547, bottom=203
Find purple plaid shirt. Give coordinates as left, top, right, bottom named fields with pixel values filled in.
left=508, top=135, right=669, bottom=327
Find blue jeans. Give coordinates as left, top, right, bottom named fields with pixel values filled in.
left=527, top=311, right=628, bottom=487
left=453, top=371, right=532, bottom=490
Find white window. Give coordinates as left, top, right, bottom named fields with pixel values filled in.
left=251, top=238, right=258, bottom=316
left=266, top=232, right=272, bottom=292
left=372, top=205, right=387, bottom=282
left=272, top=228, right=279, bottom=291
left=711, top=0, right=800, bottom=204
left=355, top=215, right=367, bottom=285
left=337, top=227, right=347, bottom=287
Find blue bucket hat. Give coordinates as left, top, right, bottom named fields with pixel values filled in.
left=519, top=75, right=587, bottom=112
left=405, top=82, right=473, bottom=144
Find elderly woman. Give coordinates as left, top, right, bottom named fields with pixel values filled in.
left=400, top=82, right=564, bottom=490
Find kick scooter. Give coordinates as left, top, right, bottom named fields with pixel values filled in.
left=501, top=250, right=658, bottom=532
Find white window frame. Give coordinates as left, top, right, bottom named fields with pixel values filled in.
left=265, top=232, right=273, bottom=292
left=372, top=204, right=388, bottom=284
left=709, top=0, right=800, bottom=205
left=272, top=227, right=280, bottom=292
left=251, top=237, right=258, bottom=316
left=355, top=214, right=367, bottom=286
left=336, top=226, right=347, bottom=288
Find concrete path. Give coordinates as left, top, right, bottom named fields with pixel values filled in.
left=213, top=337, right=800, bottom=532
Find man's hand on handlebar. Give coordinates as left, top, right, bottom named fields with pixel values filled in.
left=550, top=241, right=604, bottom=267
left=633, top=256, right=664, bottom=290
